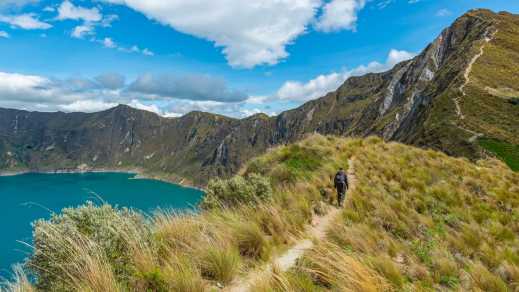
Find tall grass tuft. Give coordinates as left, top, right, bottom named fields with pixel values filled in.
left=199, top=245, right=241, bottom=285
left=303, top=243, right=391, bottom=291
left=1, top=265, right=35, bottom=292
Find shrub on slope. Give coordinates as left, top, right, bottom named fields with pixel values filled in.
left=201, top=173, right=273, bottom=209
left=4, top=135, right=346, bottom=291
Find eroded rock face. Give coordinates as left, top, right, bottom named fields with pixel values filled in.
left=1, top=10, right=516, bottom=185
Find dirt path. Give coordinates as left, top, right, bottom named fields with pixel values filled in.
left=453, top=29, right=496, bottom=141
left=226, top=159, right=357, bottom=292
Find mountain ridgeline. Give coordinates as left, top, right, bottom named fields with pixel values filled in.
left=1, top=9, right=518, bottom=185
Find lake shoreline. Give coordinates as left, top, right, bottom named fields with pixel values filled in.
left=0, top=168, right=204, bottom=191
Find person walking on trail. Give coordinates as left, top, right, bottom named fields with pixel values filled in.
left=334, top=168, right=349, bottom=207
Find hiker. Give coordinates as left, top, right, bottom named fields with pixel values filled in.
left=334, top=168, right=349, bottom=207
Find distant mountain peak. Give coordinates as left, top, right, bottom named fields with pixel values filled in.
left=1, top=9, right=517, bottom=184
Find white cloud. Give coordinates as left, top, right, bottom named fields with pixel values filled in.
left=0, top=13, right=52, bottom=29
left=436, top=9, right=451, bottom=17
left=94, top=38, right=153, bottom=56
left=0, top=71, right=122, bottom=112
left=276, top=49, right=415, bottom=101
left=277, top=72, right=346, bottom=101
left=315, top=0, right=365, bottom=32
left=0, top=49, right=415, bottom=117
left=56, top=1, right=102, bottom=22
left=127, top=99, right=161, bottom=114
left=0, top=71, right=251, bottom=117
left=100, top=14, right=118, bottom=27
left=387, top=49, right=415, bottom=66
left=71, top=22, right=94, bottom=38
left=43, top=6, right=55, bottom=12
left=97, top=0, right=374, bottom=67
left=54, top=3, right=148, bottom=57
left=102, top=37, right=116, bottom=48
left=142, top=48, right=154, bottom=56
left=102, top=0, right=322, bottom=68
left=0, top=71, right=49, bottom=94
left=57, top=1, right=120, bottom=40
left=59, top=99, right=118, bottom=112
left=0, top=31, right=9, bottom=38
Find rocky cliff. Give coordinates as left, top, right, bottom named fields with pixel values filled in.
left=1, top=9, right=517, bottom=185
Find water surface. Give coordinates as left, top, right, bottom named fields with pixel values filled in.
left=0, top=172, right=203, bottom=277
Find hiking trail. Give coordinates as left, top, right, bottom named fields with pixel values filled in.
left=454, top=29, right=497, bottom=142
left=225, top=158, right=357, bottom=292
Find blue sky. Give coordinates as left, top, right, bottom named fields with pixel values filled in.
left=0, top=0, right=517, bottom=118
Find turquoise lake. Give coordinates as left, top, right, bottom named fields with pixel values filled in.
left=0, top=172, right=203, bottom=277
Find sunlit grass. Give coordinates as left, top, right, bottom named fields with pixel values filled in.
left=4, top=134, right=518, bottom=291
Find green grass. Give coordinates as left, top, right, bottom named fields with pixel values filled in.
left=479, top=138, right=519, bottom=171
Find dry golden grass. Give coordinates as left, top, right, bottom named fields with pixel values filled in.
left=4, top=134, right=518, bottom=291
left=274, top=136, right=519, bottom=291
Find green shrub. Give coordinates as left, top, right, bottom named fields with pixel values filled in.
left=28, top=202, right=151, bottom=291
left=201, top=173, right=273, bottom=209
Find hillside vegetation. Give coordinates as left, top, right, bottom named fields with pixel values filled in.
left=2, top=10, right=518, bottom=185
left=253, top=137, right=519, bottom=291
left=3, top=135, right=519, bottom=291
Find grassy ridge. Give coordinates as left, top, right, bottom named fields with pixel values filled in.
left=256, top=136, right=519, bottom=291
left=3, top=135, right=518, bottom=291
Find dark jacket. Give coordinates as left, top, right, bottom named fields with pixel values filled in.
left=334, top=170, right=349, bottom=190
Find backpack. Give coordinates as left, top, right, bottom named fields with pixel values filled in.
left=335, top=172, right=346, bottom=186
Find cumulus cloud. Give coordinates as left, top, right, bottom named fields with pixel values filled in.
left=277, top=72, right=345, bottom=101
left=55, top=1, right=118, bottom=41
left=102, top=0, right=322, bottom=68
left=100, top=0, right=374, bottom=68
left=128, top=73, right=248, bottom=102
left=0, top=13, right=52, bottom=29
left=0, top=48, right=417, bottom=117
left=275, top=49, right=415, bottom=101
left=102, top=37, right=116, bottom=48
left=0, top=71, right=51, bottom=99
left=56, top=1, right=102, bottom=22
left=386, top=49, right=415, bottom=66
left=67, top=16, right=152, bottom=56
left=0, top=71, right=253, bottom=116
left=71, top=22, right=94, bottom=38
left=315, top=0, right=366, bottom=32
left=0, top=30, right=9, bottom=38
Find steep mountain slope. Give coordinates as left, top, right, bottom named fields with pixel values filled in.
left=1, top=9, right=517, bottom=185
